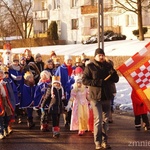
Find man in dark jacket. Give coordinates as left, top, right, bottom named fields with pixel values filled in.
left=82, top=48, right=119, bottom=150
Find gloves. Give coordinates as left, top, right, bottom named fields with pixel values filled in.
left=65, top=101, right=72, bottom=112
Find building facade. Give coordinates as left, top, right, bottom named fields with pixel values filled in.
left=32, top=0, right=150, bottom=44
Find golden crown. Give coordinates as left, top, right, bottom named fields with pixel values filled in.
left=13, top=54, right=19, bottom=61
left=0, top=66, right=9, bottom=73
left=52, top=76, right=60, bottom=82
left=24, top=71, right=33, bottom=80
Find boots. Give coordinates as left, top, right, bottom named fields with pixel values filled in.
left=52, top=126, right=60, bottom=138
left=27, top=117, right=35, bottom=129
left=40, top=123, right=49, bottom=132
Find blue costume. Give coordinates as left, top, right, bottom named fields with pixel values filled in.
left=55, top=64, right=75, bottom=102
left=9, top=68, right=24, bottom=105
left=34, top=81, right=51, bottom=108
left=20, top=84, right=36, bottom=108
left=3, top=78, right=16, bottom=111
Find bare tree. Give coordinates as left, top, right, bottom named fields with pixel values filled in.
left=115, top=0, right=150, bottom=41
left=1, top=0, right=33, bottom=39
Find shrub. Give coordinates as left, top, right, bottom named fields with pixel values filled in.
left=47, top=21, right=59, bottom=40
left=132, top=27, right=148, bottom=36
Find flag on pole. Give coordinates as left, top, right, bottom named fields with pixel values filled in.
left=117, top=42, right=150, bottom=110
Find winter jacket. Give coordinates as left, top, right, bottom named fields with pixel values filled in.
left=35, top=61, right=45, bottom=73
left=82, top=59, right=119, bottom=101
left=42, top=84, right=64, bottom=114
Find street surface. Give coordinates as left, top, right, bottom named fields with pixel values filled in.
left=0, top=112, right=150, bottom=150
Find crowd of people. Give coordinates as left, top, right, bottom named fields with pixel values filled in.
left=2, top=42, right=148, bottom=150
left=0, top=43, right=95, bottom=140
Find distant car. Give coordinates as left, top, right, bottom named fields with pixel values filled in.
left=82, top=31, right=126, bottom=44
left=82, top=36, right=97, bottom=44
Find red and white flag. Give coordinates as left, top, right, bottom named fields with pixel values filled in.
left=117, top=42, right=150, bottom=110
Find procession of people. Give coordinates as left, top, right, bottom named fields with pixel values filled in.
left=1, top=42, right=149, bottom=150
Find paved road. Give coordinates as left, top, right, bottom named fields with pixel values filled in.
left=0, top=112, right=150, bottom=150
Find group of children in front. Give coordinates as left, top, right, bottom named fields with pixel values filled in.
left=0, top=47, right=94, bottom=139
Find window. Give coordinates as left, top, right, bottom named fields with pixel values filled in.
left=41, top=1, right=47, bottom=10
left=72, top=19, right=78, bottom=30
left=71, top=0, right=78, bottom=8
left=90, top=18, right=97, bottom=28
left=125, top=14, right=136, bottom=26
left=54, top=0, right=60, bottom=9
left=91, top=0, right=97, bottom=6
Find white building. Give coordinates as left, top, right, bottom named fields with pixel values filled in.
left=32, top=0, right=150, bottom=44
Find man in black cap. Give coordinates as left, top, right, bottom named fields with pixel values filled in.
left=82, top=48, right=119, bottom=150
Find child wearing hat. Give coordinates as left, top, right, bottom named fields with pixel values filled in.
left=55, top=55, right=75, bottom=127
left=34, top=70, right=51, bottom=131
left=2, top=66, right=16, bottom=134
left=20, top=71, right=36, bottom=129
left=65, top=76, right=89, bottom=135
left=8, top=54, right=24, bottom=124
left=42, top=76, right=65, bottom=138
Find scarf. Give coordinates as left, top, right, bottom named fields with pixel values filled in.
left=65, top=63, right=73, bottom=76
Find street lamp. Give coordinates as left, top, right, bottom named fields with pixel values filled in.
left=97, top=0, right=104, bottom=50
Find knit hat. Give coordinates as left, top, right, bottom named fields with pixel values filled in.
left=52, top=76, right=61, bottom=84
left=64, top=55, right=72, bottom=61
left=13, top=54, right=19, bottom=61
left=40, top=70, right=51, bottom=80
left=74, top=67, right=83, bottom=75
left=35, top=53, right=42, bottom=59
left=94, top=48, right=105, bottom=56
left=24, top=71, right=33, bottom=80
left=74, top=76, right=82, bottom=83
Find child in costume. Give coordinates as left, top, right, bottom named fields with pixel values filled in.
left=50, top=76, right=65, bottom=138
left=34, top=70, right=51, bottom=131
left=0, top=70, right=14, bottom=138
left=42, top=76, right=65, bottom=138
left=20, top=71, right=36, bottom=129
left=8, top=54, right=24, bottom=123
left=65, top=76, right=89, bottom=135
left=55, top=55, right=75, bottom=127
left=2, top=66, right=16, bottom=134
